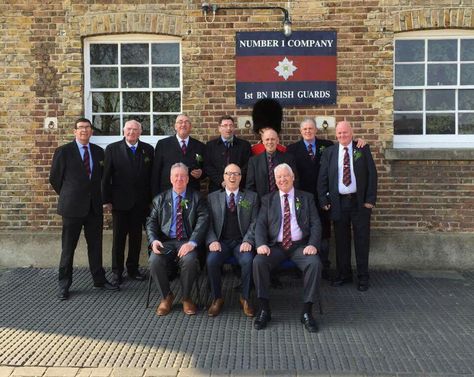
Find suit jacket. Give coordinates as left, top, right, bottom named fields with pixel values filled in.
left=102, top=139, right=154, bottom=212
left=151, top=135, right=206, bottom=196
left=255, top=190, right=321, bottom=250
left=204, top=136, right=251, bottom=192
left=317, top=142, right=378, bottom=221
left=49, top=140, right=104, bottom=218
left=145, top=188, right=209, bottom=246
left=206, top=189, right=259, bottom=246
left=245, top=150, right=298, bottom=198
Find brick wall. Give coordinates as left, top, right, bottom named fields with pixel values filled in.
left=1, top=0, right=473, bottom=232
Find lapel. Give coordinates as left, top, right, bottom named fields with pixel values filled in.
left=89, top=144, right=101, bottom=180
left=299, top=140, right=313, bottom=163
left=72, top=142, right=90, bottom=178
left=182, top=190, right=193, bottom=235
left=218, top=190, right=226, bottom=230
left=272, top=192, right=282, bottom=227
left=294, top=191, right=303, bottom=225
left=163, top=190, right=174, bottom=233
left=119, top=139, right=134, bottom=174
left=135, top=140, right=144, bottom=172
left=236, top=190, right=246, bottom=230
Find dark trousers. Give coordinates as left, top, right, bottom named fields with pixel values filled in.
left=253, top=242, right=321, bottom=304
left=148, top=240, right=199, bottom=299
left=334, top=195, right=372, bottom=281
left=59, top=212, right=106, bottom=290
left=111, top=206, right=145, bottom=276
left=206, top=239, right=254, bottom=300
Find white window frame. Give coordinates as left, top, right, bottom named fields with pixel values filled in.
left=84, top=34, right=182, bottom=148
left=394, top=30, right=474, bottom=149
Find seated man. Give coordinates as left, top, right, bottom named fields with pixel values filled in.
left=146, top=163, right=209, bottom=316
left=253, top=163, right=322, bottom=332
left=206, top=163, right=259, bottom=317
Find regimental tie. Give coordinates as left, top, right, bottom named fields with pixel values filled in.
left=282, top=194, right=293, bottom=250
left=267, top=154, right=277, bottom=192
left=83, top=145, right=91, bottom=178
left=343, top=147, right=351, bottom=186
left=228, top=192, right=236, bottom=212
left=308, top=143, right=315, bottom=161
left=176, top=195, right=184, bottom=241
left=224, top=141, right=231, bottom=165
left=181, top=140, right=187, bottom=155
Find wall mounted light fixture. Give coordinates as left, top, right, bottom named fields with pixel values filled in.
left=201, top=3, right=292, bottom=37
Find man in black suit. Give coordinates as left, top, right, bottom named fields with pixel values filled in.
left=206, top=163, right=259, bottom=317
left=102, top=120, right=154, bottom=285
left=253, top=163, right=322, bottom=332
left=204, top=115, right=251, bottom=193
left=318, top=121, right=377, bottom=292
left=151, top=114, right=205, bottom=196
left=49, top=118, right=119, bottom=300
left=146, top=163, right=209, bottom=316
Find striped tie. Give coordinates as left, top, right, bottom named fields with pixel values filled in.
left=308, top=144, right=315, bottom=160
left=229, top=192, right=236, bottom=212
left=176, top=195, right=184, bottom=241
left=181, top=140, right=187, bottom=155
left=343, top=147, right=351, bottom=186
left=83, top=146, right=91, bottom=178
left=268, top=155, right=276, bottom=192
left=282, top=194, right=292, bottom=250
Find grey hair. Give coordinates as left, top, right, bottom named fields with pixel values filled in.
left=124, top=119, right=142, bottom=130
left=299, top=117, right=316, bottom=129
left=170, top=162, right=189, bottom=175
left=273, top=163, right=294, bottom=178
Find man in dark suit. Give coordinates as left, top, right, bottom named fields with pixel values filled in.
left=49, top=117, right=119, bottom=300
left=151, top=114, right=205, bottom=196
left=318, top=121, right=377, bottom=292
left=246, top=128, right=298, bottom=198
left=206, top=163, right=259, bottom=317
left=253, top=163, right=322, bottom=332
left=102, top=120, right=154, bottom=285
left=204, top=115, right=251, bottom=193
left=146, top=163, right=209, bottom=316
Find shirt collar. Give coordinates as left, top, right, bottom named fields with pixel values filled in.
left=75, top=140, right=89, bottom=149
left=221, top=136, right=234, bottom=144
left=339, top=142, right=353, bottom=153
left=279, top=188, right=295, bottom=199
left=303, top=139, right=316, bottom=149
left=225, top=188, right=239, bottom=197
left=125, top=140, right=139, bottom=148
left=176, top=135, right=190, bottom=144
left=172, top=190, right=186, bottom=200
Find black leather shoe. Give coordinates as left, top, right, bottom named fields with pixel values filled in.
left=128, top=271, right=146, bottom=281
left=94, top=281, right=120, bottom=291
left=357, top=281, right=369, bottom=292
left=254, top=309, right=271, bottom=330
left=301, top=312, right=318, bottom=333
left=112, top=274, right=123, bottom=285
left=331, top=277, right=353, bottom=287
left=58, top=289, right=69, bottom=301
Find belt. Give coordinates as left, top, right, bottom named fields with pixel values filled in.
left=339, top=193, right=356, bottom=199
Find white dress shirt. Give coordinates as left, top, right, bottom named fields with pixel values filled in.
left=277, top=188, right=303, bottom=242
left=338, top=143, right=357, bottom=194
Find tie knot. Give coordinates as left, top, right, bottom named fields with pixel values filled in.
left=230, top=192, right=234, bottom=199
left=83, top=145, right=88, bottom=151
left=177, top=195, right=182, bottom=203
left=181, top=140, right=186, bottom=146
left=284, top=194, right=289, bottom=199
left=344, top=147, right=348, bottom=151
left=130, top=145, right=136, bottom=153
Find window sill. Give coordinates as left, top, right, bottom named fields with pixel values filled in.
left=384, top=148, right=474, bottom=161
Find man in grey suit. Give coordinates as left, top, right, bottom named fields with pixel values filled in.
left=253, top=163, right=322, bottom=332
left=146, top=163, right=209, bottom=316
left=206, top=164, right=259, bottom=317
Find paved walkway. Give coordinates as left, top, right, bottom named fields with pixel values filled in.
left=0, top=268, right=473, bottom=377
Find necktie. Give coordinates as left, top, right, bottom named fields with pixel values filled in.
left=282, top=194, right=292, bottom=250
left=130, top=145, right=136, bottom=155
left=267, top=155, right=276, bottom=192
left=181, top=140, right=187, bottom=155
left=229, top=192, right=236, bottom=212
left=176, top=195, right=184, bottom=241
left=343, top=147, right=351, bottom=186
left=308, top=144, right=315, bottom=160
left=224, top=141, right=231, bottom=165
left=83, top=146, right=91, bottom=177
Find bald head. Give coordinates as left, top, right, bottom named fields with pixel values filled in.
left=336, top=121, right=353, bottom=146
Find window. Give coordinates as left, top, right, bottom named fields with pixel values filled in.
left=394, top=31, right=474, bottom=148
left=84, top=35, right=182, bottom=147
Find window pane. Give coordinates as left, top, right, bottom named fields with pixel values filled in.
left=121, top=67, right=149, bottom=88
left=394, top=90, right=422, bottom=111
left=461, top=64, right=474, bottom=85
left=395, top=40, right=424, bottom=62
left=428, top=40, right=457, bottom=61
left=92, top=114, right=120, bottom=135
left=90, top=44, right=117, bottom=65
left=121, top=43, right=148, bottom=64
left=459, top=113, right=474, bottom=134
left=152, top=67, right=180, bottom=88
left=427, top=64, right=457, bottom=85
left=426, top=113, right=455, bottom=134
left=153, top=92, right=181, bottom=112
left=461, top=39, right=474, bottom=61
left=459, top=90, right=474, bottom=110
left=153, top=115, right=176, bottom=135
left=92, top=92, right=120, bottom=113
left=125, top=115, right=151, bottom=135
left=91, top=67, right=118, bottom=88
left=152, top=43, right=180, bottom=64
left=395, top=64, right=424, bottom=86
left=123, top=92, right=150, bottom=112
left=393, top=113, right=423, bottom=135
left=426, top=90, right=455, bottom=111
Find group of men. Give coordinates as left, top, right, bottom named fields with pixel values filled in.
left=49, top=101, right=377, bottom=333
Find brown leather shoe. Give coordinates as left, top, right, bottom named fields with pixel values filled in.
left=182, top=299, right=197, bottom=315
left=239, top=297, right=255, bottom=317
left=156, top=293, right=174, bottom=316
left=208, top=298, right=224, bottom=317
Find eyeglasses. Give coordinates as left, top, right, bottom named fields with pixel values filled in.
left=224, top=172, right=241, bottom=177
left=219, top=124, right=234, bottom=129
left=176, top=120, right=191, bottom=125
left=76, top=125, right=91, bottom=130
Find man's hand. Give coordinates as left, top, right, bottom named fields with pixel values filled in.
left=257, top=245, right=271, bottom=256
left=323, top=204, right=331, bottom=211
left=178, top=242, right=195, bottom=258
left=209, top=241, right=221, bottom=252
left=364, top=203, right=374, bottom=209
left=303, top=245, right=318, bottom=255
left=190, top=169, right=202, bottom=179
left=240, top=242, right=252, bottom=253
left=355, top=138, right=367, bottom=148
left=151, top=240, right=164, bottom=255
left=103, top=203, right=112, bottom=211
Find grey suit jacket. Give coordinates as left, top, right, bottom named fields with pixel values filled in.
left=146, top=188, right=209, bottom=246
left=255, top=190, right=321, bottom=250
left=206, top=189, right=259, bottom=246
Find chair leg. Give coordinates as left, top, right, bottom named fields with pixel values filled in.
left=146, top=272, right=152, bottom=308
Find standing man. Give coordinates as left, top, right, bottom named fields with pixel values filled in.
left=146, top=163, right=209, bottom=316
left=204, top=115, right=251, bottom=193
left=102, top=120, right=154, bottom=285
left=151, top=114, right=205, bottom=196
left=49, top=117, right=119, bottom=300
left=317, top=121, right=377, bottom=292
left=206, top=164, right=259, bottom=317
left=253, top=164, right=322, bottom=332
